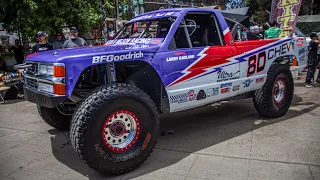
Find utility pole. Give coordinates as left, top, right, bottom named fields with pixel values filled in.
left=114, top=0, right=119, bottom=32
left=101, top=0, right=116, bottom=86
left=101, top=0, right=108, bottom=43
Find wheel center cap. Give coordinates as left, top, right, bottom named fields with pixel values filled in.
left=111, top=122, right=125, bottom=136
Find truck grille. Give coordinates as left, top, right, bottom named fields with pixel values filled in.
left=25, top=78, right=38, bottom=89
left=26, top=62, right=38, bottom=75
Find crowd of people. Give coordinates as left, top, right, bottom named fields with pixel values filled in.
left=4, top=23, right=320, bottom=88
left=32, top=27, right=88, bottom=53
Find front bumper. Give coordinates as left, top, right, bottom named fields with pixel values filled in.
left=23, top=86, right=67, bottom=108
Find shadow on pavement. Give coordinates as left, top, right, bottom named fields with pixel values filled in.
left=0, top=98, right=25, bottom=105
left=294, top=82, right=320, bottom=87
left=48, top=93, right=319, bottom=179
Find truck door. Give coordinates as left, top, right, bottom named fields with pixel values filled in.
left=156, top=11, right=239, bottom=112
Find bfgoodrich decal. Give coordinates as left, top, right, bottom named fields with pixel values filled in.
left=92, top=51, right=144, bottom=64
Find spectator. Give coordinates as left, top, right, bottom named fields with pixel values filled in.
left=62, top=27, right=87, bottom=48
left=316, top=32, right=320, bottom=83
left=9, top=39, right=25, bottom=64
left=0, top=54, right=6, bottom=71
left=32, top=31, right=53, bottom=53
left=52, top=32, right=65, bottom=49
left=264, top=20, right=282, bottom=39
left=305, top=32, right=320, bottom=87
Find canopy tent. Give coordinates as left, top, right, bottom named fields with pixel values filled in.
left=220, top=7, right=253, bottom=27
left=297, top=14, right=320, bottom=33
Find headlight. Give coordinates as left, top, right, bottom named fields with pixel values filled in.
left=38, top=63, right=65, bottom=78
left=39, top=64, right=54, bottom=75
left=38, top=82, right=54, bottom=93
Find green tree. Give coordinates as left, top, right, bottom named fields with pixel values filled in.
left=0, top=0, right=120, bottom=40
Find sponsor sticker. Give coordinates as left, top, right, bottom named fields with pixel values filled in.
left=217, top=70, right=240, bottom=82
left=166, top=54, right=195, bottom=62
left=196, top=89, right=207, bottom=100
left=256, top=77, right=264, bottom=83
left=220, top=82, right=232, bottom=88
left=243, top=79, right=253, bottom=88
left=299, top=48, right=305, bottom=56
left=206, top=87, right=219, bottom=97
left=106, top=38, right=164, bottom=45
left=169, top=90, right=196, bottom=104
left=92, top=51, right=144, bottom=64
left=151, top=39, right=162, bottom=44
left=296, top=37, right=304, bottom=47
left=233, top=85, right=240, bottom=91
left=188, top=90, right=196, bottom=101
left=131, top=12, right=175, bottom=21
left=221, top=87, right=231, bottom=94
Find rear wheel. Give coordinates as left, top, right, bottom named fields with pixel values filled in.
left=70, top=83, right=159, bottom=175
left=253, top=64, right=294, bottom=118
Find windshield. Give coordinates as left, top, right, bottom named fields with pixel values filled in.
left=115, top=17, right=175, bottom=39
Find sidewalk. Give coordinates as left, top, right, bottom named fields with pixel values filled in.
left=0, top=74, right=320, bottom=180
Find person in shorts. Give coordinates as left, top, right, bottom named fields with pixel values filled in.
left=305, top=32, right=320, bottom=87
left=32, top=31, right=53, bottom=53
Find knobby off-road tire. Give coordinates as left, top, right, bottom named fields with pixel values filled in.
left=70, top=83, right=159, bottom=175
left=253, top=64, right=294, bottom=118
left=37, top=105, right=71, bottom=130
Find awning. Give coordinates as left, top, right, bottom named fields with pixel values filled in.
left=298, top=14, right=320, bottom=23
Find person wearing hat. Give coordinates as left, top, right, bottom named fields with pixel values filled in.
left=305, top=32, right=320, bottom=87
left=32, top=31, right=53, bottom=53
left=62, top=27, right=88, bottom=48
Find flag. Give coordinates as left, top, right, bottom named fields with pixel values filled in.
left=270, top=0, right=303, bottom=38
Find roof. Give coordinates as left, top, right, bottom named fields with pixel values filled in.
left=127, top=8, right=220, bottom=24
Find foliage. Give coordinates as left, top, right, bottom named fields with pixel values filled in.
left=0, top=0, right=132, bottom=40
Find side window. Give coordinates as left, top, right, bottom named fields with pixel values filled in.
left=225, top=18, right=235, bottom=30
left=169, top=12, right=224, bottom=50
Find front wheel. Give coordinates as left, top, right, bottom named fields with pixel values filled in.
left=253, top=64, right=294, bottom=118
left=70, top=83, right=159, bottom=175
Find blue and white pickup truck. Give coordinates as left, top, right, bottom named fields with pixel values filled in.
left=15, top=8, right=307, bottom=175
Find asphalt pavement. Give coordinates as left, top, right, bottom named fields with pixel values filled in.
left=0, top=73, right=320, bottom=180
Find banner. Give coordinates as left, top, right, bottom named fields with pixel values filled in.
left=270, top=0, right=303, bottom=38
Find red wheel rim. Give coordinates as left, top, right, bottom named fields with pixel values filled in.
left=102, top=110, right=141, bottom=153
left=273, top=78, right=287, bottom=104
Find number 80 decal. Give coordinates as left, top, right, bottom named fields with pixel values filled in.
left=247, top=51, right=266, bottom=77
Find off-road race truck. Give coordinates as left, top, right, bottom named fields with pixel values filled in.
left=16, top=8, right=306, bottom=175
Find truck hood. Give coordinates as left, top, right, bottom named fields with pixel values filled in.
left=26, top=38, right=163, bottom=63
